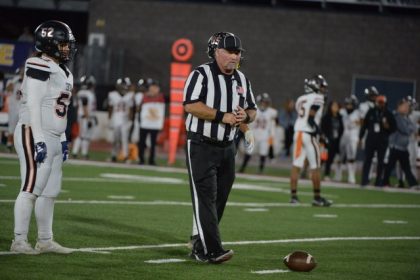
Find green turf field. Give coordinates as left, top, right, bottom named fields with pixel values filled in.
left=1, top=156, right=420, bottom=280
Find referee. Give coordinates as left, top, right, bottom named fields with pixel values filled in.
left=183, top=32, right=257, bottom=264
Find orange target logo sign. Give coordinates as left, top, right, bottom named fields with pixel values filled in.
left=172, top=38, right=194, bottom=62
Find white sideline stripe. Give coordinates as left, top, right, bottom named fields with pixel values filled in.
left=107, top=195, right=135, bottom=200
left=1, top=236, right=418, bottom=256
left=1, top=199, right=420, bottom=209
left=313, top=214, right=338, bottom=218
left=383, top=220, right=408, bottom=224
left=0, top=184, right=6, bottom=187
left=251, top=269, right=290, bottom=274
left=244, top=208, right=269, bottom=212
left=233, top=183, right=337, bottom=198
left=2, top=155, right=420, bottom=194
left=100, top=173, right=185, bottom=184
left=144, top=258, right=186, bottom=264
left=0, top=176, right=184, bottom=185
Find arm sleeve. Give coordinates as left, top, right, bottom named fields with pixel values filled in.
left=359, top=109, right=370, bottom=140
left=60, top=132, right=67, bottom=142
left=26, top=76, right=49, bottom=143
left=183, top=70, right=206, bottom=105
left=387, top=112, right=397, bottom=134
left=244, top=78, right=257, bottom=110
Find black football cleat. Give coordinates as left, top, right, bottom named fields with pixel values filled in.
left=208, top=249, right=234, bottom=264
left=312, top=196, right=332, bottom=207
left=290, top=196, right=300, bottom=204
left=189, top=250, right=208, bottom=263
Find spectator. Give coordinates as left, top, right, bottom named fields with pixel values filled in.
left=278, top=98, right=297, bottom=157
left=407, top=96, right=420, bottom=181
left=359, top=95, right=396, bottom=187
left=321, top=101, right=344, bottom=181
left=0, top=71, right=5, bottom=110
left=382, top=98, right=418, bottom=188
left=138, top=78, right=165, bottom=165
left=17, top=26, right=34, bottom=43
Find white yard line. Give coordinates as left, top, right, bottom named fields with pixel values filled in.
left=243, top=208, right=269, bottom=212
left=107, top=195, right=135, bottom=200
left=251, top=269, right=290, bottom=274
left=144, top=258, right=186, bottom=264
left=1, top=154, right=420, bottom=194
left=1, top=199, right=420, bottom=209
left=313, top=214, right=338, bottom=218
left=383, top=220, right=408, bottom=224
left=100, top=173, right=185, bottom=184
left=1, top=236, right=418, bottom=256
left=2, top=155, right=420, bottom=194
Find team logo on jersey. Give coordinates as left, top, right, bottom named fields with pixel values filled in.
left=65, top=82, right=72, bottom=92
left=236, top=86, right=244, bottom=95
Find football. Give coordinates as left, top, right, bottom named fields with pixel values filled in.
left=283, top=251, right=317, bottom=272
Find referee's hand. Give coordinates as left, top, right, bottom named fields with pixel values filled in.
left=234, top=106, right=247, bottom=123
left=222, top=113, right=238, bottom=126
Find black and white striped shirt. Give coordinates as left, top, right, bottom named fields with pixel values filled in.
left=183, top=61, right=256, bottom=142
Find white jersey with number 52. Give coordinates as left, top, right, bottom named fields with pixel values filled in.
left=19, top=55, right=73, bottom=143
left=293, top=93, right=324, bottom=133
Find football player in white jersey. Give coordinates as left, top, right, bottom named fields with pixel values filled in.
left=108, top=77, right=134, bottom=162
left=5, top=67, right=24, bottom=152
left=339, top=95, right=361, bottom=184
left=290, top=75, right=332, bottom=206
left=131, top=78, right=147, bottom=144
left=359, top=86, right=379, bottom=122
left=239, top=92, right=277, bottom=174
left=406, top=96, right=420, bottom=182
left=71, top=75, right=97, bottom=159
left=11, top=21, right=76, bottom=254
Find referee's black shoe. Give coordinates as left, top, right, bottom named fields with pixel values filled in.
left=189, top=250, right=208, bottom=263
left=208, top=249, right=234, bottom=264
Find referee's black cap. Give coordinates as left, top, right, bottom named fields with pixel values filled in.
left=218, top=34, right=244, bottom=52
left=207, top=32, right=244, bottom=58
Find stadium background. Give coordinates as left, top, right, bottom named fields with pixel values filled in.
left=1, top=0, right=419, bottom=108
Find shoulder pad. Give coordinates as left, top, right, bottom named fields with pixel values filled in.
left=26, top=67, right=50, bottom=81
left=26, top=57, right=53, bottom=73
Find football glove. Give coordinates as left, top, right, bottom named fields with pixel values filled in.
left=61, top=141, right=69, bottom=162
left=34, top=142, right=47, bottom=163
left=244, top=130, right=255, bottom=154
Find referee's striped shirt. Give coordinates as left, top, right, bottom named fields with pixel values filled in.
left=183, top=61, right=257, bottom=142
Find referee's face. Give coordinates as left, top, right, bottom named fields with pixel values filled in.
left=215, top=48, right=241, bottom=74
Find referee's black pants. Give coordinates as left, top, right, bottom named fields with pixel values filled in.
left=186, top=133, right=236, bottom=255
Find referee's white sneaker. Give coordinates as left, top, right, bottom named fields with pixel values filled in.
left=35, top=240, right=74, bottom=254
left=10, top=239, right=40, bottom=255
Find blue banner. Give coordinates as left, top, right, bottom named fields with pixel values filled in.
left=0, top=40, right=33, bottom=72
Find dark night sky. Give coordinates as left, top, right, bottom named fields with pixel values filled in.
left=0, top=7, right=88, bottom=43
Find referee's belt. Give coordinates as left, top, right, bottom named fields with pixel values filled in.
left=187, top=132, right=233, bottom=148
